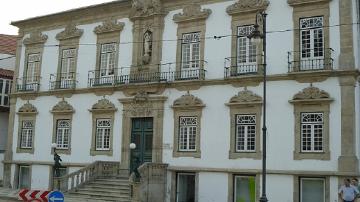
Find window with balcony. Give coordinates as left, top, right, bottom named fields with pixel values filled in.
left=235, top=25, right=257, bottom=75
left=24, top=53, right=40, bottom=91
left=59, top=48, right=76, bottom=89
left=181, top=32, right=200, bottom=79
left=0, top=78, right=11, bottom=107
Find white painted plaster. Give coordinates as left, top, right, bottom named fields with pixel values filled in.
left=198, top=172, right=228, bottom=202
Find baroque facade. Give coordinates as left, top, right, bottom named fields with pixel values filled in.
left=4, top=0, right=360, bottom=201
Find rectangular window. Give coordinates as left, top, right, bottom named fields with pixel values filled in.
left=300, top=178, right=325, bottom=202
left=0, top=78, right=11, bottom=107
left=20, top=121, right=34, bottom=149
left=236, top=115, right=256, bottom=152
left=300, top=17, right=324, bottom=65
left=95, top=119, right=111, bottom=150
left=100, top=43, right=116, bottom=77
left=234, top=175, right=256, bottom=202
left=18, top=165, right=31, bottom=189
left=181, top=32, right=200, bottom=71
left=55, top=119, right=70, bottom=149
left=178, top=116, right=197, bottom=152
left=301, top=112, right=323, bottom=152
left=237, top=25, right=256, bottom=65
left=26, top=53, right=40, bottom=84
left=61, top=49, right=76, bottom=79
left=176, top=173, right=195, bottom=202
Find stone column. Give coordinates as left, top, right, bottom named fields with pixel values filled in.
left=337, top=0, right=358, bottom=173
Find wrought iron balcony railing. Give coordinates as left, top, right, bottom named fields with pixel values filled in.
left=224, top=57, right=260, bottom=78
left=16, top=76, right=41, bottom=92
left=49, top=72, right=77, bottom=90
left=88, top=61, right=207, bottom=87
left=288, top=48, right=334, bottom=72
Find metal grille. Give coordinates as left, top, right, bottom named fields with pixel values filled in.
left=56, top=119, right=71, bottom=149
left=179, top=117, right=197, bottom=151
left=236, top=115, right=256, bottom=152
left=20, top=121, right=33, bottom=149
left=96, top=119, right=111, bottom=150
left=301, top=112, right=323, bottom=152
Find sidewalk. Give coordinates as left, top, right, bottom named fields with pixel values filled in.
left=0, top=187, right=19, bottom=201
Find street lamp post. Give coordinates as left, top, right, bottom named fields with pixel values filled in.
left=248, top=11, right=268, bottom=202
left=51, top=143, right=62, bottom=190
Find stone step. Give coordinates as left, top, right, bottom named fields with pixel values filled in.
left=65, top=194, right=131, bottom=202
left=77, top=187, right=130, bottom=194
left=89, top=180, right=130, bottom=186
left=67, top=191, right=130, bottom=201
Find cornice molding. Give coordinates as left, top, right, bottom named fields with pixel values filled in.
left=56, top=24, right=84, bottom=41
left=226, top=89, right=262, bottom=106
left=173, top=3, right=212, bottom=23
left=93, top=20, right=125, bottom=35
left=51, top=99, right=74, bottom=113
left=226, top=0, right=269, bottom=15
left=90, top=98, right=117, bottom=112
left=172, top=93, right=205, bottom=109
left=23, top=31, right=48, bottom=46
left=18, top=102, right=38, bottom=114
left=287, top=0, right=331, bottom=6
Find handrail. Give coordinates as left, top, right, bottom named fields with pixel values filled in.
left=53, top=161, right=122, bottom=192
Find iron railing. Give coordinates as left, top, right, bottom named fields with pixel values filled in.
left=224, top=57, right=260, bottom=78
left=16, top=76, right=41, bottom=92
left=288, top=48, right=334, bottom=72
left=49, top=72, right=77, bottom=90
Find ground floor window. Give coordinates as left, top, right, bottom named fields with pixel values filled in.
left=234, top=175, right=256, bottom=202
left=18, top=165, right=30, bottom=189
left=300, top=177, right=325, bottom=202
left=176, top=173, right=196, bottom=202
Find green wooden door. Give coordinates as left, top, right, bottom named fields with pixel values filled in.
left=130, top=117, right=153, bottom=173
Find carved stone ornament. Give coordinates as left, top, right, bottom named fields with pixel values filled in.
left=51, top=99, right=74, bottom=113
left=23, top=31, right=48, bottom=46
left=173, top=3, right=212, bottom=23
left=93, top=20, right=125, bottom=35
left=172, top=93, right=205, bottom=108
left=287, top=0, right=331, bottom=6
left=91, top=98, right=117, bottom=112
left=130, top=0, right=164, bottom=18
left=127, top=91, right=153, bottom=116
left=56, top=24, right=84, bottom=41
left=292, top=86, right=330, bottom=100
left=228, top=89, right=262, bottom=104
left=226, top=0, right=270, bottom=15
left=18, top=102, right=38, bottom=113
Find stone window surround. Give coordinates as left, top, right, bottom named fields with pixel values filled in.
left=288, top=0, right=331, bottom=70
left=170, top=171, right=199, bottom=202
left=289, top=86, right=333, bottom=160
left=16, top=104, right=38, bottom=154
left=93, top=20, right=125, bottom=78
left=293, top=175, right=330, bottom=202
left=227, top=173, right=260, bottom=202
left=13, top=164, right=32, bottom=189
left=226, top=90, right=262, bottom=160
left=173, top=4, right=211, bottom=75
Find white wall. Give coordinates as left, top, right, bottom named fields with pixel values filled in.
left=0, top=53, right=15, bottom=70
left=198, top=172, right=228, bottom=202
left=30, top=165, right=50, bottom=189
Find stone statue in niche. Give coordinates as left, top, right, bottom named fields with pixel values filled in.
left=142, top=30, right=153, bottom=64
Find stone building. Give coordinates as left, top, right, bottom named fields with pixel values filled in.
left=3, top=0, right=360, bottom=201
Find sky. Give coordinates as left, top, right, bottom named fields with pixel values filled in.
left=0, top=0, right=116, bottom=35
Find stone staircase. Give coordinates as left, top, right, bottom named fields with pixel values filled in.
left=65, top=177, right=131, bottom=202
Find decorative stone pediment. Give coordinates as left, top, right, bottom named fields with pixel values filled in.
left=173, top=3, right=212, bottom=23
left=23, top=31, right=48, bottom=46
left=130, top=0, right=164, bottom=18
left=90, top=98, right=117, bottom=112
left=226, top=0, right=269, bottom=15
left=172, top=93, right=205, bottom=109
left=287, top=0, right=331, bottom=6
left=56, top=24, right=84, bottom=41
left=94, top=20, right=125, bottom=35
left=18, top=102, right=38, bottom=114
left=51, top=99, right=74, bottom=113
left=227, top=90, right=262, bottom=105
left=292, top=86, right=330, bottom=100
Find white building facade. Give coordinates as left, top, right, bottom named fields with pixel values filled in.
left=4, top=0, right=360, bottom=201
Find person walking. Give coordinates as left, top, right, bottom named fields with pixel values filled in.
left=339, top=178, right=359, bottom=202
left=351, top=178, right=360, bottom=202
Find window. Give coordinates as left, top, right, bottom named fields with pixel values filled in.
left=0, top=78, right=11, bottom=107
left=55, top=119, right=70, bottom=149
left=26, top=53, right=40, bottom=84
left=179, top=117, right=197, bottom=152
left=18, top=165, right=31, bottom=189
left=234, top=176, right=256, bottom=202
left=181, top=32, right=200, bottom=71
left=300, top=17, right=324, bottom=61
left=237, top=25, right=256, bottom=67
left=236, top=115, right=256, bottom=152
left=60, top=48, right=76, bottom=84
left=99, top=43, right=116, bottom=77
left=300, top=178, right=325, bottom=202
left=20, top=121, right=34, bottom=149
left=301, top=112, right=323, bottom=152
left=95, top=119, right=111, bottom=151
left=176, top=173, right=196, bottom=202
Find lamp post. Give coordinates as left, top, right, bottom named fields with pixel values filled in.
left=51, top=143, right=62, bottom=190
left=129, top=143, right=140, bottom=180
left=248, top=11, right=268, bottom=202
